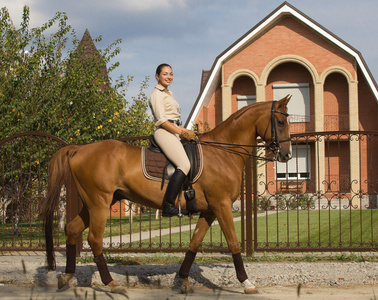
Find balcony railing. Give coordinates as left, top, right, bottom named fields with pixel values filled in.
left=289, top=114, right=350, bottom=133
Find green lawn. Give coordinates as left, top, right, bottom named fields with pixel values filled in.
left=1, top=210, right=377, bottom=251
left=146, top=210, right=378, bottom=249
left=255, top=209, right=378, bottom=248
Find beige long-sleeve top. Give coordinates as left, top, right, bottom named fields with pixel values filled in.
left=149, top=84, right=181, bottom=127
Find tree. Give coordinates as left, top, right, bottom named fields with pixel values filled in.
left=0, top=6, right=154, bottom=143
left=0, top=6, right=154, bottom=227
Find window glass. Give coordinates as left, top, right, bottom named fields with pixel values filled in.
left=276, top=145, right=310, bottom=180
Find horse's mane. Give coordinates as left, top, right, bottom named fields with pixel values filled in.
left=200, top=101, right=271, bottom=139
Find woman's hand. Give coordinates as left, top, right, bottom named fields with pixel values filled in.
left=180, top=129, right=196, bottom=141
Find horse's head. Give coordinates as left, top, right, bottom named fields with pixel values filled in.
left=258, top=95, right=292, bottom=162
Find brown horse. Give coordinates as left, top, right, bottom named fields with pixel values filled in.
left=43, top=95, right=292, bottom=294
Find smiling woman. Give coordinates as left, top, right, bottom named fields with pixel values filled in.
left=148, top=63, right=197, bottom=217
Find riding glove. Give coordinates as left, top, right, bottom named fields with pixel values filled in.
left=180, top=129, right=196, bottom=141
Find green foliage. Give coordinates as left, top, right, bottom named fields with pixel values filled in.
left=0, top=6, right=154, bottom=143
left=256, top=196, right=273, bottom=211
left=193, top=120, right=211, bottom=133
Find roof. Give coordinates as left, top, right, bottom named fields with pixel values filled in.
left=185, top=1, right=378, bottom=127
left=73, top=29, right=109, bottom=90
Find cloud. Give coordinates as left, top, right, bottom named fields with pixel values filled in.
left=111, top=0, right=187, bottom=11
left=2, top=0, right=378, bottom=123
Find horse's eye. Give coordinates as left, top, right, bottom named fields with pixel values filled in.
left=277, top=120, right=285, bottom=127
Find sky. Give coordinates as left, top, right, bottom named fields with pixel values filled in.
left=3, top=0, right=378, bottom=123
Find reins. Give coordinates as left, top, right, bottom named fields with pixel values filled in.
left=195, top=100, right=291, bottom=162
left=196, top=139, right=275, bottom=161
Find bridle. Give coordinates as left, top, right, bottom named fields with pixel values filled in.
left=264, top=100, right=291, bottom=152
left=196, top=100, right=291, bottom=161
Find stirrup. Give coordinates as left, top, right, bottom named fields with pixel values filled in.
left=162, top=203, right=188, bottom=217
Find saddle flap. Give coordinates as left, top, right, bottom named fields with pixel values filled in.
left=184, top=141, right=198, bottom=185
left=148, top=134, right=161, bottom=153
left=142, top=143, right=203, bottom=184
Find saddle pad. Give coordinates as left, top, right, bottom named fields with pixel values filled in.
left=142, top=143, right=203, bottom=183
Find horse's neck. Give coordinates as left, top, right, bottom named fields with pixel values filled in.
left=204, top=105, right=261, bottom=146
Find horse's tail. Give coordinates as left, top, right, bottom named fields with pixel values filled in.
left=42, top=145, right=79, bottom=270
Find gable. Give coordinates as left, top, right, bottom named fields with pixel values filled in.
left=185, top=2, right=378, bottom=128
left=223, top=16, right=356, bottom=83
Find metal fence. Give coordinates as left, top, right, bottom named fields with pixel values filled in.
left=0, top=131, right=377, bottom=255
left=247, top=131, right=378, bottom=254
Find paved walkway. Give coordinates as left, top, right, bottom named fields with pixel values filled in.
left=84, top=216, right=243, bottom=248
left=85, top=210, right=279, bottom=248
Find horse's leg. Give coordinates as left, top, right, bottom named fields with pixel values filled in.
left=87, top=207, right=126, bottom=294
left=213, top=203, right=258, bottom=294
left=179, top=212, right=216, bottom=294
left=58, top=206, right=90, bottom=289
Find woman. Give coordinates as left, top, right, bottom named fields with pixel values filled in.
left=149, top=63, right=196, bottom=217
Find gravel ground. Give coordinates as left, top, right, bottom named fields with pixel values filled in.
left=0, top=252, right=377, bottom=299
left=0, top=252, right=377, bottom=289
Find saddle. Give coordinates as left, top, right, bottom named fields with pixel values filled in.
left=142, top=135, right=203, bottom=213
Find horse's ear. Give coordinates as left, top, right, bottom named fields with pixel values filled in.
left=278, top=94, right=291, bottom=108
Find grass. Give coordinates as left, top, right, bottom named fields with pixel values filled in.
left=2, top=209, right=378, bottom=251
left=256, top=209, right=378, bottom=248
left=76, top=251, right=378, bottom=265
left=143, top=209, right=378, bottom=249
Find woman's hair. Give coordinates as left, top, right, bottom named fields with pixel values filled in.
left=155, top=63, right=172, bottom=76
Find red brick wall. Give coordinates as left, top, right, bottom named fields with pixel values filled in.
left=222, top=17, right=355, bottom=86
left=108, top=200, right=126, bottom=217
left=232, top=76, right=256, bottom=112
left=324, top=141, right=350, bottom=192
left=324, top=72, right=349, bottom=131
left=196, top=16, right=360, bottom=130
left=357, top=68, right=378, bottom=131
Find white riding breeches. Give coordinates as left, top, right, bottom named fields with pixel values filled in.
left=154, top=128, right=190, bottom=176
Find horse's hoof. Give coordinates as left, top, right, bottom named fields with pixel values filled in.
left=108, top=281, right=127, bottom=295
left=111, top=285, right=127, bottom=294
left=180, top=277, right=194, bottom=294
left=180, top=284, right=194, bottom=294
left=58, top=273, right=74, bottom=289
left=242, top=279, right=259, bottom=294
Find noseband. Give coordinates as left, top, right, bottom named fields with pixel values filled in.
left=265, top=100, right=291, bottom=152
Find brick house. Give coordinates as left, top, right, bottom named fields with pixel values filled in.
left=185, top=2, right=378, bottom=198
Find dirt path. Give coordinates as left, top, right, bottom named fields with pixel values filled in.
left=0, top=285, right=377, bottom=299
left=0, top=252, right=377, bottom=299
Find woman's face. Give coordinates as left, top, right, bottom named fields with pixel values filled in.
left=156, top=66, right=173, bottom=88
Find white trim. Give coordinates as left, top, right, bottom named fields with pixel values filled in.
left=273, top=83, right=309, bottom=89
left=236, top=95, right=256, bottom=101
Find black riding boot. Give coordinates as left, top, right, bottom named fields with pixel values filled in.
left=162, top=169, right=188, bottom=217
